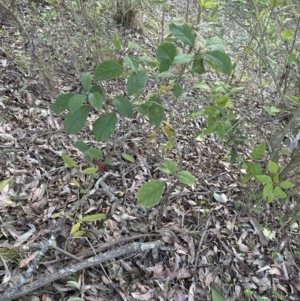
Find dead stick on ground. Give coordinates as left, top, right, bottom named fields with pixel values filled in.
left=0, top=240, right=164, bottom=301
left=193, top=215, right=211, bottom=272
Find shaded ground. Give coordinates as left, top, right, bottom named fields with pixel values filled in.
left=0, top=1, right=300, bottom=300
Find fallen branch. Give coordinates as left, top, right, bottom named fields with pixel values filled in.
left=0, top=240, right=164, bottom=301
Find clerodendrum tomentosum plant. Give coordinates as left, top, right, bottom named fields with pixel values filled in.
left=51, top=22, right=233, bottom=208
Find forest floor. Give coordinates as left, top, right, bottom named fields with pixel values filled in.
left=0, top=1, right=300, bottom=301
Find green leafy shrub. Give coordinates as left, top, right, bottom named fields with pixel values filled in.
left=51, top=22, right=232, bottom=208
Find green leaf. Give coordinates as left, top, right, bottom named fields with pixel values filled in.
left=75, top=140, right=89, bottom=152
left=273, top=186, right=287, bottom=199
left=273, top=173, right=279, bottom=184
left=51, top=93, right=75, bottom=114
left=88, top=92, right=103, bottom=109
left=286, top=95, right=300, bottom=105
left=169, top=23, right=195, bottom=46
left=281, top=29, right=292, bottom=40
left=267, top=194, right=275, bottom=203
left=122, top=153, right=135, bottom=162
left=90, top=84, right=104, bottom=97
left=248, top=162, right=262, bottom=176
left=79, top=214, right=106, bottom=222
left=262, top=105, right=281, bottom=116
left=148, top=96, right=164, bottom=126
left=124, top=55, right=139, bottom=72
left=113, top=33, right=122, bottom=50
left=156, top=42, right=177, bottom=72
left=94, top=61, right=123, bottom=80
left=157, top=71, right=175, bottom=78
left=62, top=154, right=77, bottom=167
left=136, top=180, right=165, bottom=208
left=287, top=52, right=296, bottom=64
left=128, top=41, right=140, bottom=49
left=175, top=171, right=195, bottom=185
left=263, top=183, right=273, bottom=198
left=204, top=51, right=232, bottom=74
left=241, top=174, right=250, bottom=184
left=172, top=84, right=183, bottom=98
left=280, top=181, right=294, bottom=189
left=86, top=148, right=103, bottom=160
left=211, top=286, right=225, bottom=301
left=82, top=167, right=98, bottom=174
left=205, top=37, right=226, bottom=52
left=69, top=94, right=87, bottom=113
left=256, top=175, right=272, bottom=184
left=113, top=96, right=134, bottom=118
left=251, top=143, right=266, bottom=160
left=127, top=71, right=149, bottom=96
left=0, top=178, right=12, bottom=192
left=81, top=73, right=92, bottom=91
left=64, top=105, right=90, bottom=135
left=93, top=112, right=117, bottom=141
left=268, top=160, right=278, bottom=174
left=216, top=95, right=229, bottom=106
left=192, top=58, right=205, bottom=74
left=66, top=281, right=80, bottom=290
left=159, top=160, right=177, bottom=174
left=173, top=53, right=193, bottom=64
left=137, top=103, right=150, bottom=116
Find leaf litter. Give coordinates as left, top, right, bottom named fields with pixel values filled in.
left=0, top=0, right=300, bottom=300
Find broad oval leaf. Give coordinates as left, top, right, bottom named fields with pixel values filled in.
left=127, top=71, right=149, bottom=96
left=173, top=53, right=193, bottom=64
left=248, top=162, right=262, bottom=176
left=62, top=154, right=77, bottom=167
left=86, top=148, right=103, bottom=160
left=205, top=37, right=226, bottom=52
left=94, top=61, right=123, bottom=80
left=273, top=186, right=287, bottom=199
left=256, top=175, right=272, bottom=184
left=192, top=58, right=205, bottom=74
left=280, top=181, right=294, bottom=189
left=93, top=112, right=117, bottom=141
left=281, top=29, right=292, bottom=40
left=137, top=103, right=150, bottom=116
left=90, top=84, right=104, bottom=96
left=51, top=93, right=75, bottom=114
left=169, top=23, right=195, bottom=46
left=122, top=153, right=135, bottom=162
left=156, top=42, right=177, bottom=72
left=268, top=160, right=278, bottom=174
left=148, top=96, right=164, bottom=126
left=88, top=92, right=103, bottom=109
left=159, top=160, right=177, bottom=174
left=113, top=96, right=134, bottom=118
left=204, top=50, right=232, bottom=75
left=82, top=167, right=98, bottom=174
left=136, top=180, right=165, bottom=208
left=175, top=171, right=195, bottom=185
left=75, top=140, right=89, bottom=152
left=69, top=94, right=86, bottom=113
left=251, top=143, right=266, bottom=160
left=263, top=183, right=273, bottom=198
left=81, top=72, right=92, bottom=91
left=124, top=55, right=139, bottom=72
left=173, top=84, right=183, bottom=98
left=64, top=105, right=90, bottom=135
